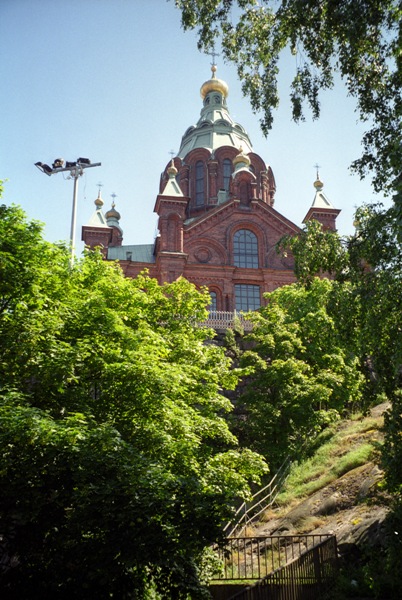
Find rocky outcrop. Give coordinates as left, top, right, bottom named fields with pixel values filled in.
left=252, top=403, right=392, bottom=570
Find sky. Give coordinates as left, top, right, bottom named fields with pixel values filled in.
left=1, top=0, right=388, bottom=256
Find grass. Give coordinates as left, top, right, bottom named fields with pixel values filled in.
left=274, top=412, right=383, bottom=507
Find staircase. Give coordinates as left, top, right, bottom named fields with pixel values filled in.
left=211, top=462, right=338, bottom=600
left=209, top=534, right=338, bottom=600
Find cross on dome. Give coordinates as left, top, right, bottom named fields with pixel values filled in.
left=206, top=49, right=220, bottom=67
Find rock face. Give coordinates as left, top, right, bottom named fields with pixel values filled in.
left=258, top=462, right=389, bottom=561
left=251, top=403, right=392, bottom=570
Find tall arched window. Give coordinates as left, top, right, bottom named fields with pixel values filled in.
left=195, top=161, right=204, bottom=206
left=233, top=229, right=259, bottom=268
left=209, top=291, right=217, bottom=311
left=223, top=158, right=232, bottom=191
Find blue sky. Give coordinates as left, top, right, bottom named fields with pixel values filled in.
left=1, top=0, right=387, bottom=255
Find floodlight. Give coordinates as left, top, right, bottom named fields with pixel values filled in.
left=52, top=158, right=65, bottom=169
left=35, top=157, right=101, bottom=267
left=35, top=162, right=53, bottom=175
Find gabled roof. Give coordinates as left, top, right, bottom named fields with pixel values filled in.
left=86, top=208, right=109, bottom=227
left=184, top=197, right=300, bottom=236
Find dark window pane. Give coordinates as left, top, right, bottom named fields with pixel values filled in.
left=209, top=291, right=217, bottom=311
left=235, top=284, right=261, bottom=311
left=233, top=229, right=259, bottom=268
left=195, top=161, right=204, bottom=206
left=223, top=158, right=232, bottom=191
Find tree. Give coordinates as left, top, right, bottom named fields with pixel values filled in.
left=175, top=0, right=402, bottom=227
left=278, top=219, right=349, bottom=285
left=235, top=277, right=364, bottom=466
left=0, top=199, right=267, bottom=598
left=235, top=204, right=401, bottom=469
left=271, top=206, right=402, bottom=585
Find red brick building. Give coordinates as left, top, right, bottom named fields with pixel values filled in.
left=82, top=66, right=340, bottom=313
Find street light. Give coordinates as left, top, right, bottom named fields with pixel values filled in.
left=35, top=157, right=101, bottom=266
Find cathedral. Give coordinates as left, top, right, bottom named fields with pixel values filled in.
left=82, top=65, right=340, bottom=315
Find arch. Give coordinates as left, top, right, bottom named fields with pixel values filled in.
left=233, top=229, right=259, bottom=268
left=209, top=290, right=217, bottom=311
left=195, top=160, right=205, bottom=206
left=186, top=237, right=228, bottom=265
left=214, top=147, right=238, bottom=192
left=223, top=158, right=232, bottom=191
left=207, top=286, right=222, bottom=311
left=226, top=220, right=266, bottom=267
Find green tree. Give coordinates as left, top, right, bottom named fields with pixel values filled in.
left=175, top=0, right=402, bottom=226
left=275, top=206, right=402, bottom=586
left=278, top=219, right=349, bottom=285
left=236, top=277, right=364, bottom=466
left=0, top=200, right=267, bottom=598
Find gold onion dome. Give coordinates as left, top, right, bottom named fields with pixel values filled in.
left=233, top=146, right=251, bottom=167
left=200, top=65, right=229, bottom=100
left=106, top=202, right=120, bottom=221
left=94, top=191, right=104, bottom=208
left=167, top=159, right=178, bottom=177
left=314, top=178, right=324, bottom=191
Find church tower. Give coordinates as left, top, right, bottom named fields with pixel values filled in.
left=82, top=65, right=340, bottom=312
left=303, top=172, right=340, bottom=231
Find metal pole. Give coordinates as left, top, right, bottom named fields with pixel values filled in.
left=35, top=161, right=101, bottom=267
left=69, top=170, right=80, bottom=267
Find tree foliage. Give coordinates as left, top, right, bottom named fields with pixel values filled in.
left=279, top=205, right=401, bottom=401
left=0, top=200, right=267, bottom=598
left=234, top=204, right=401, bottom=474
left=235, top=278, right=364, bottom=466
left=175, top=0, right=402, bottom=227
left=278, top=219, right=349, bottom=285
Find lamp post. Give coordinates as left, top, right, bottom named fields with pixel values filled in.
left=35, top=158, right=101, bottom=266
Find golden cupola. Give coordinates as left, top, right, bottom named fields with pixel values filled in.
left=200, top=64, right=229, bottom=100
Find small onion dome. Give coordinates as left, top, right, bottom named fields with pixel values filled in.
left=94, top=191, right=104, bottom=208
left=105, top=202, right=120, bottom=221
left=200, top=65, right=229, bottom=100
left=167, top=159, right=178, bottom=177
left=233, top=146, right=251, bottom=168
left=314, top=177, right=324, bottom=191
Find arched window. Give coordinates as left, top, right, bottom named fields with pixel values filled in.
left=209, top=291, right=217, bottom=311
left=235, top=284, right=261, bottom=311
left=195, top=161, right=204, bottom=206
left=223, top=158, right=232, bottom=191
left=233, top=229, right=259, bottom=268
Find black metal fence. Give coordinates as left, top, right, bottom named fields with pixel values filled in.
left=226, top=536, right=338, bottom=600
left=212, top=535, right=336, bottom=582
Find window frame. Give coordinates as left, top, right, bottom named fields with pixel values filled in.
left=195, top=160, right=204, bottom=206
left=223, top=158, right=232, bottom=192
left=233, top=229, right=259, bottom=268
left=235, top=284, right=261, bottom=312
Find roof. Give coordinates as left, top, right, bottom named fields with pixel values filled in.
left=311, top=178, right=336, bottom=209
left=178, top=67, right=253, bottom=157
left=107, top=244, right=155, bottom=263
left=86, top=208, right=109, bottom=228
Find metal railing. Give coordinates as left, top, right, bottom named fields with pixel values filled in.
left=224, top=458, right=292, bottom=537
left=225, top=535, right=338, bottom=600
left=199, top=311, right=254, bottom=331
left=212, top=535, right=335, bottom=582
